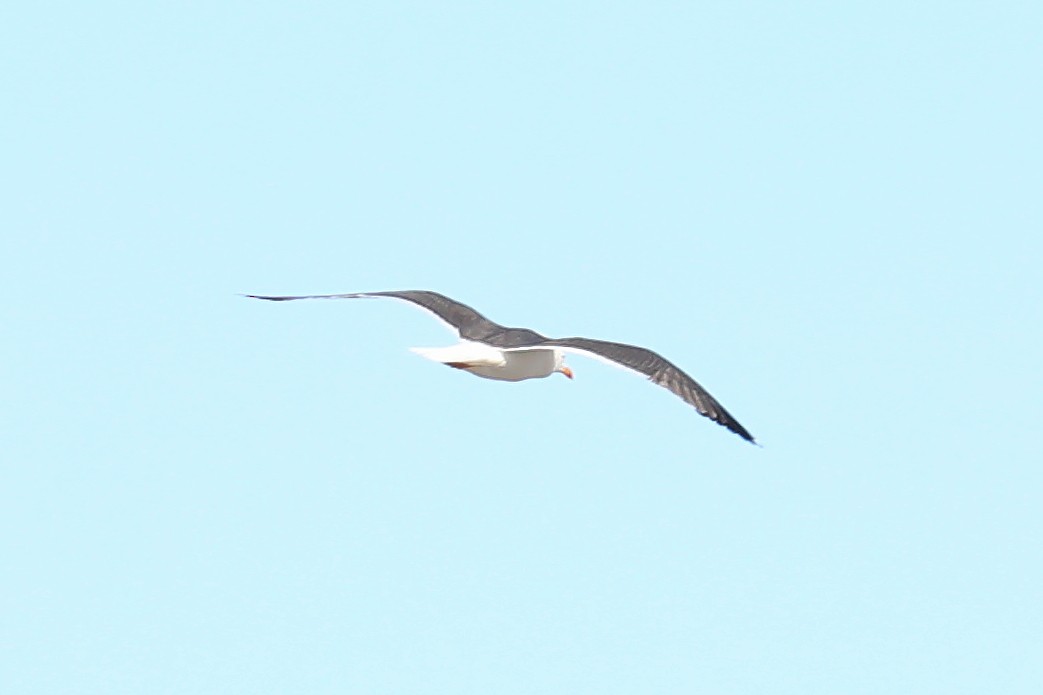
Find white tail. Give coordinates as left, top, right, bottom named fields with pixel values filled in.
left=409, top=341, right=506, bottom=367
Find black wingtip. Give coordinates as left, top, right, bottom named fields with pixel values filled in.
left=715, top=416, right=757, bottom=445
left=241, top=294, right=291, bottom=301
left=727, top=423, right=759, bottom=446
left=734, top=433, right=759, bottom=446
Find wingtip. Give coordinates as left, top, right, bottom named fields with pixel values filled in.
left=715, top=416, right=757, bottom=446
left=727, top=424, right=759, bottom=446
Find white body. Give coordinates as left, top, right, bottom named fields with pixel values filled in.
left=410, top=341, right=564, bottom=382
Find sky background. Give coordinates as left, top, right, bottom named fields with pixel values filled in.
left=3, top=1, right=1041, bottom=693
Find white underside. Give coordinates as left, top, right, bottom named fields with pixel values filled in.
left=410, top=341, right=559, bottom=382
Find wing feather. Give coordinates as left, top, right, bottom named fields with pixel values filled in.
left=244, top=290, right=547, bottom=346
left=543, top=337, right=756, bottom=443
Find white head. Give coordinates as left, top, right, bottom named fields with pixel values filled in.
left=554, top=351, right=574, bottom=380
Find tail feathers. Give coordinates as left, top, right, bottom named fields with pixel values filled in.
left=409, top=343, right=506, bottom=367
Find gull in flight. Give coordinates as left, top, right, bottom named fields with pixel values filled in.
left=245, top=290, right=756, bottom=443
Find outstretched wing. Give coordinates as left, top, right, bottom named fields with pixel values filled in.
left=244, top=290, right=549, bottom=348
left=540, top=337, right=756, bottom=443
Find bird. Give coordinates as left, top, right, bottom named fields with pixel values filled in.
left=245, top=290, right=755, bottom=443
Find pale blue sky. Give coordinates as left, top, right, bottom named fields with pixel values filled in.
left=3, top=1, right=1041, bottom=693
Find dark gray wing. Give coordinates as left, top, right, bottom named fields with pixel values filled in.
left=244, top=290, right=549, bottom=348
left=540, top=337, right=756, bottom=443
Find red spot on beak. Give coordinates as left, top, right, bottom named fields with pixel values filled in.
left=560, top=366, right=574, bottom=380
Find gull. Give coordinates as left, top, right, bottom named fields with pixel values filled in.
left=245, top=290, right=755, bottom=443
